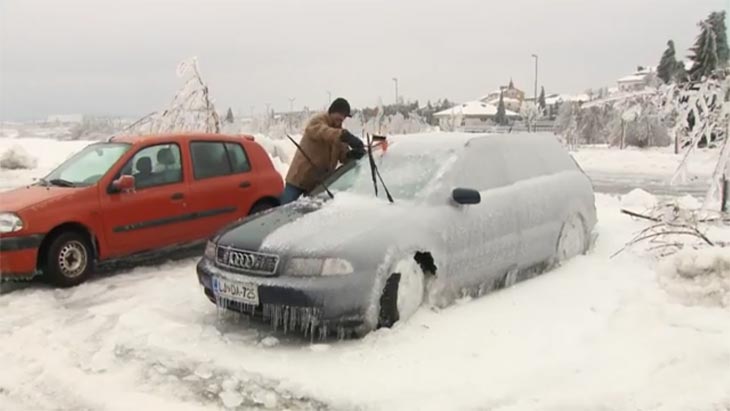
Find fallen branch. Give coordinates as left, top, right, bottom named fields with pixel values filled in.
left=620, top=209, right=661, bottom=222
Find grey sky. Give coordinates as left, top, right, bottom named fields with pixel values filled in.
left=0, top=0, right=727, bottom=120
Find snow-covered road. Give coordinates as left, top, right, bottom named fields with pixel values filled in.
left=1, top=137, right=730, bottom=410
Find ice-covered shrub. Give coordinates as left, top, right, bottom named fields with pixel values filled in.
left=0, top=145, right=38, bottom=170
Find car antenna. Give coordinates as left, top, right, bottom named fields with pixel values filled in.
left=285, top=134, right=334, bottom=199
left=366, top=133, right=394, bottom=203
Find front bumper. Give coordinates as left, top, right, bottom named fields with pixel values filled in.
left=0, top=234, right=44, bottom=280
left=196, top=258, right=375, bottom=330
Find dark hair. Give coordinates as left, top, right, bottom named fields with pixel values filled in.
left=328, top=98, right=351, bottom=117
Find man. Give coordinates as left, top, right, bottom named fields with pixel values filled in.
left=280, top=98, right=365, bottom=205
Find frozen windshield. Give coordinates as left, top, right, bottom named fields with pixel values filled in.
left=44, top=143, right=131, bottom=187
left=326, top=154, right=443, bottom=200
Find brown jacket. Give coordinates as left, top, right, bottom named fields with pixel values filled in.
left=285, top=112, right=350, bottom=192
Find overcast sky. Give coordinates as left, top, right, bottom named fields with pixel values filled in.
left=0, top=0, right=727, bottom=120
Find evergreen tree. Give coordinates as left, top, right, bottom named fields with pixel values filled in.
left=538, top=86, right=547, bottom=113
left=658, top=40, right=679, bottom=83
left=224, top=107, right=234, bottom=123
left=495, top=92, right=507, bottom=125
left=674, top=61, right=690, bottom=83
left=689, top=18, right=720, bottom=80
left=709, top=11, right=728, bottom=64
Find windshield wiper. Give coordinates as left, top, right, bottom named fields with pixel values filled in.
left=366, top=133, right=394, bottom=203
left=286, top=134, right=334, bottom=199
left=47, top=178, right=77, bottom=187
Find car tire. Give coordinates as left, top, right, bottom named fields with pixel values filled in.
left=248, top=200, right=277, bottom=216
left=378, top=258, right=425, bottom=329
left=556, top=214, right=587, bottom=262
left=44, top=232, right=94, bottom=287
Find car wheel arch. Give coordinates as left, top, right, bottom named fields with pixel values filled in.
left=37, top=222, right=99, bottom=270
left=374, top=248, right=440, bottom=329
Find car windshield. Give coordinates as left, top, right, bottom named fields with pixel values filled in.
left=325, top=153, right=443, bottom=200
left=43, top=143, right=131, bottom=187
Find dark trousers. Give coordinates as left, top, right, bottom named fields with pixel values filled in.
left=279, top=183, right=305, bottom=205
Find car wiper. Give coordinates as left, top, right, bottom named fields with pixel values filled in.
left=47, top=178, right=77, bottom=187
left=366, top=133, right=394, bottom=203
left=286, top=134, right=334, bottom=199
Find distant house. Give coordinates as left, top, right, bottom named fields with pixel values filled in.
left=542, top=93, right=590, bottom=119
left=479, top=79, right=526, bottom=113
left=433, top=101, right=520, bottom=131
left=617, top=66, right=658, bottom=92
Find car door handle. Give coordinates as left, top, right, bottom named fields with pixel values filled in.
left=171, top=192, right=185, bottom=200
left=239, top=181, right=251, bottom=188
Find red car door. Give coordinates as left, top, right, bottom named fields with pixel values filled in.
left=185, top=140, right=258, bottom=240
left=100, top=142, right=192, bottom=257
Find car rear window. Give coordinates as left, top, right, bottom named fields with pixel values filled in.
left=190, top=141, right=251, bottom=180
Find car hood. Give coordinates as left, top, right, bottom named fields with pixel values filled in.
left=216, top=193, right=432, bottom=256
left=0, top=184, right=85, bottom=213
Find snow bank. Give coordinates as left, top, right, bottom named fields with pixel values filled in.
left=658, top=247, right=730, bottom=308
left=620, top=188, right=658, bottom=210
left=252, top=134, right=298, bottom=177
left=0, top=145, right=38, bottom=170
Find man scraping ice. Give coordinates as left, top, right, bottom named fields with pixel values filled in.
left=280, top=98, right=366, bottom=205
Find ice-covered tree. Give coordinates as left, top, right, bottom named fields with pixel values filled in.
left=662, top=73, right=730, bottom=210
left=224, top=107, right=234, bottom=123
left=658, top=40, right=679, bottom=84
left=578, top=106, right=612, bottom=145
left=709, top=11, right=728, bottom=65
left=520, top=102, right=540, bottom=132
left=554, top=101, right=579, bottom=149
left=495, top=92, right=508, bottom=126
left=123, top=57, right=221, bottom=135
left=689, top=19, right=720, bottom=80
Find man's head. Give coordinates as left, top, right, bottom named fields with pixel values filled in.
left=328, top=97, right=351, bottom=128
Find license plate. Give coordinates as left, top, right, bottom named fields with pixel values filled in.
left=212, top=276, right=259, bottom=305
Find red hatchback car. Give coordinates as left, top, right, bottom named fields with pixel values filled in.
left=0, top=133, right=283, bottom=287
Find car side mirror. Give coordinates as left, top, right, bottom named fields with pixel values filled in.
left=111, top=175, right=135, bottom=192
left=452, top=188, right=481, bottom=205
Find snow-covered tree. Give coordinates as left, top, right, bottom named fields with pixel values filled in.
left=663, top=73, right=730, bottom=209
left=538, top=86, right=547, bottom=115
left=554, top=101, right=579, bottom=149
left=224, top=107, right=234, bottom=123
left=123, top=57, right=221, bottom=135
left=709, top=11, right=729, bottom=65
left=689, top=19, right=720, bottom=80
left=519, top=102, right=540, bottom=132
left=495, top=92, right=508, bottom=126
left=608, top=101, right=670, bottom=148
left=658, top=40, right=679, bottom=84
left=578, top=106, right=612, bottom=145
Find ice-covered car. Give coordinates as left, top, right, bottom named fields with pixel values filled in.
left=196, top=132, right=596, bottom=336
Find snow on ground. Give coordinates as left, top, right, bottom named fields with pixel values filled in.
left=2, top=194, right=730, bottom=411
left=571, top=145, right=717, bottom=178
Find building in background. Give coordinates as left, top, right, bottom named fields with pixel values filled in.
left=433, top=101, right=520, bottom=131
left=479, top=79, right=526, bottom=112
left=617, top=66, right=658, bottom=92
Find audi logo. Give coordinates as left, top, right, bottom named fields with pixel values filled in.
left=226, top=250, right=256, bottom=269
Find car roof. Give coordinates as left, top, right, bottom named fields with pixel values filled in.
left=108, top=133, right=255, bottom=145
left=384, top=131, right=561, bottom=156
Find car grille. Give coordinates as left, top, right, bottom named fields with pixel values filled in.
left=215, top=246, right=279, bottom=276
